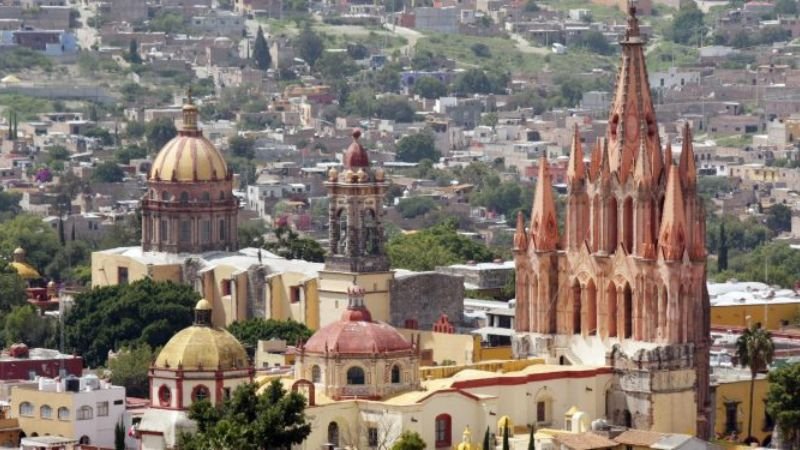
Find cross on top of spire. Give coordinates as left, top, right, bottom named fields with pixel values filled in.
left=625, top=0, right=641, bottom=40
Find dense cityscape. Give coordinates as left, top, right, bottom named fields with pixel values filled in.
left=0, top=0, right=798, bottom=449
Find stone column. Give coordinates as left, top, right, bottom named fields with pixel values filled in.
left=580, top=284, right=589, bottom=336
left=616, top=287, right=625, bottom=340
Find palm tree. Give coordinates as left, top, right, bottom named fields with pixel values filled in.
left=735, top=323, right=775, bottom=442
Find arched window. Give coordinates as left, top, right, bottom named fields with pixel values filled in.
left=311, top=365, right=321, bottom=383
left=623, top=197, right=633, bottom=252
left=180, top=192, right=189, bottom=204
left=158, top=385, right=172, bottom=407
left=607, top=282, right=617, bottom=338
left=219, top=219, right=226, bottom=241
left=434, top=414, right=452, bottom=448
left=328, top=422, right=340, bottom=447
left=571, top=280, right=581, bottom=334
left=201, top=191, right=211, bottom=202
left=362, top=209, right=378, bottom=255
left=77, top=406, right=93, bottom=420
left=40, top=405, right=52, bottom=419
left=192, top=385, right=210, bottom=403
left=162, top=191, right=171, bottom=201
left=586, top=280, right=597, bottom=336
left=391, top=365, right=401, bottom=384
left=623, top=283, right=633, bottom=339
left=57, top=407, right=69, bottom=420
left=219, top=191, right=225, bottom=200
left=79, top=436, right=90, bottom=445
left=19, top=402, right=33, bottom=417
left=346, top=366, right=365, bottom=385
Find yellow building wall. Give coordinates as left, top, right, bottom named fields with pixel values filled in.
left=318, top=271, right=393, bottom=327
left=715, top=377, right=771, bottom=444
left=10, top=389, right=75, bottom=439
left=475, top=346, right=513, bottom=362
left=304, top=278, right=320, bottom=330
left=397, top=330, right=477, bottom=366
left=711, top=304, right=800, bottom=331
left=419, top=358, right=545, bottom=381
left=651, top=390, right=697, bottom=435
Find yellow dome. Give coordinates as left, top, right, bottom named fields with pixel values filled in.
left=149, top=134, right=228, bottom=182
left=10, top=261, right=40, bottom=280
left=154, top=325, right=248, bottom=371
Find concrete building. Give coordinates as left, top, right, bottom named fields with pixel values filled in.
left=650, top=67, right=700, bottom=91
left=414, top=6, right=459, bottom=34
left=190, top=10, right=244, bottom=36
left=10, top=375, right=125, bottom=448
left=0, top=347, right=82, bottom=381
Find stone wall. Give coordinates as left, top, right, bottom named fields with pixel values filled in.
left=389, top=272, right=464, bottom=330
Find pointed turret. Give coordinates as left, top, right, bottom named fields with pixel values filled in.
left=567, top=124, right=585, bottom=185
left=606, top=2, right=659, bottom=182
left=679, top=122, right=697, bottom=190
left=634, top=140, right=653, bottom=189
left=692, top=202, right=707, bottom=261
left=530, top=157, right=559, bottom=252
left=589, top=137, right=603, bottom=182
left=513, top=211, right=528, bottom=252
left=658, top=165, right=687, bottom=261
left=600, top=138, right=612, bottom=182
left=664, top=135, right=673, bottom=169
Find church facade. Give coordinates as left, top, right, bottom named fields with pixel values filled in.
left=512, top=6, right=711, bottom=439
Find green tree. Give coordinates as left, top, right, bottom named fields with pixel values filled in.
left=264, top=226, right=325, bottom=262
left=115, top=144, right=148, bottom=164
left=524, top=0, right=539, bottom=12
left=108, top=344, right=155, bottom=398
left=573, top=30, right=614, bottom=55
left=396, top=197, right=437, bottom=219
left=345, top=88, right=377, bottom=117
left=775, top=0, right=798, bottom=15
left=294, top=25, right=324, bottom=66
left=239, top=220, right=268, bottom=248
left=374, top=65, right=401, bottom=92
left=0, top=213, right=62, bottom=275
left=92, top=161, right=125, bottom=183
left=412, top=77, right=447, bottom=99
left=315, top=52, right=358, bottom=81
left=766, top=363, right=800, bottom=450
left=668, top=2, right=704, bottom=45
left=227, top=318, right=313, bottom=350
left=146, top=117, right=178, bottom=152
left=179, top=380, right=311, bottom=450
left=735, top=324, right=775, bottom=442
left=471, top=42, right=491, bottom=58
left=64, top=278, right=199, bottom=367
left=46, top=145, right=70, bottom=163
left=115, top=420, right=126, bottom=450
left=376, top=95, right=416, bottom=122
left=396, top=131, right=440, bottom=163
left=0, top=264, right=26, bottom=313
left=3, top=304, right=55, bottom=347
left=387, top=219, right=495, bottom=271
left=528, top=425, right=535, bottom=450
left=502, top=424, right=510, bottom=450
left=149, top=11, right=186, bottom=33
left=766, top=203, right=792, bottom=234
left=128, top=39, right=142, bottom=64
left=718, top=222, right=728, bottom=272
left=229, top=136, right=256, bottom=159
left=392, top=431, right=427, bottom=450
left=452, top=68, right=509, bottom=95
left=253, top=26, right=271, bottom=70
left=483, top=426, right=491, bottom=450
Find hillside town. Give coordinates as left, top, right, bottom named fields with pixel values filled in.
left=0, top=0, right=799, bottom=449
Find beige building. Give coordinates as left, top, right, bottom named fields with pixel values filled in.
left=10, top=376, right=126, bottom=448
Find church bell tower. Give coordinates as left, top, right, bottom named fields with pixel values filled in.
left=316, top=130, right=394, bottom=328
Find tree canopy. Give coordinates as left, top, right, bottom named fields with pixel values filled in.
left=263, top=226, right=325, bottom=262
left=92, top=161, right=125, bottom=183
left=412, top=77, right=448, bottom=100
left=396, top=197, right=438, bottom=219
left=396, top=131, right=440, bottom=163
left=146, top=117, right=178, bottom=152
left=387, top=219, right=495, bottom=271
left=667, top=2, right=705, bottom=46
left=179, top=380, right=311, bottom=450
left=252, top=26, right=271, bottom=71
left=294, top=26, right=324, bottom=66
left=108, top=344, right=155, bottom=398
left=766, top=362, right=800, bottom=450
left=64, top=278, right=199, bottom=367
left=392, top=431, right=427, bottom=450
left=3, top=304, right=56, bottom=348
left=227, top=318, right=313, bottom=350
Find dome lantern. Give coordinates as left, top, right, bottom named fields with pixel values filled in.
left=181, top=88, right=200, bottom=135
left=194, top=299, right=212, bottom=326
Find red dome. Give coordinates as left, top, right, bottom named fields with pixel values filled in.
left=343, top=129, right=369, bottom=169
left=303, top=307, right=413, bottom=355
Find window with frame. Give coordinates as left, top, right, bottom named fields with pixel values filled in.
left=179, top=220, right=191, bottom=243
left=346, top=366, right=365, bottom=385
left=160, top=219, right=170, bottom=241
left=117, top=267, right=129, bottom=286
left=158, top=385, right=172, bottom=407
left=219, top=219, right=226, bottom=240
left=391, top=365, right=401, bottom=384
left=192, top=385, right=210, bottom=403
left=368, top=426, right=379, bottom=448
left=57, top=407, right=69, bottom=420
left=725, top=402, right=739, bottom=433
left=311, top=365, right=321, bottom=383
left=40, top=405, right=52, bottom=419
left=434, top=414, right=451, bottom=448
left=201, top=220, right=211, bottom=243
left=77, top=405, right=93, bottom=420
left=97, top=401, right=109, bottom=417
left=290, top=285, right=301, bottom=303
left=19, top=402, right=33, bottom=417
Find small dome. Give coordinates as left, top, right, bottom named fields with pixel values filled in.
left=13, top=247, right=24, bottom=255
left=10, top=262, right=40, bottom=280
left=47, top=280, right=56, bottom=288
left=303, top=285, right=412, bottom=355
left=343, top=129, right=369, bottom=169
left=154, top=326, right=248, bottom=371
left=195, top=299, right=212, bottom=311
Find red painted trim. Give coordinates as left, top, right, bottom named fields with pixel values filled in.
left=215, top=370, right=224, bottom=406
left=415, top=388, right=484, bottom=404
left=176, top=375, right=183, bottom=410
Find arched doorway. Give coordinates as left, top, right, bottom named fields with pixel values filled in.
left=623, top=197, right=633, bottom=252
left=607, top=197, right=618, bottom=252
left=327, top=422, right=340, bottom=447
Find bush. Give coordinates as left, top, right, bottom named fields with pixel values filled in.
left=396, top=196, right=437, bottom=218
